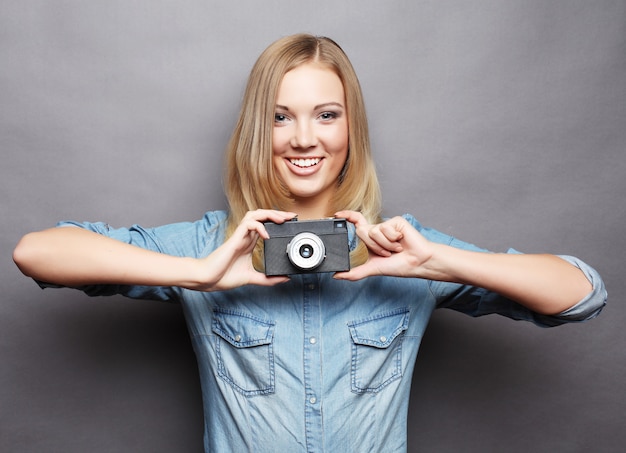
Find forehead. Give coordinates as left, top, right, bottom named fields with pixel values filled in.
left=276, top=63, right=345, bottom=104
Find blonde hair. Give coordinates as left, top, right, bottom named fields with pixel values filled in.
left=224, top=34, right=382, bottom=268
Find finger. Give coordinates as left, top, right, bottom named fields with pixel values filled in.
left=368, top=226, right=404, bottom=253
left=260, top=209, right=298, bottom=221
left=378, top=223, right=405, bottom=242
left=359, top=234, right=393, bottom=257
left=242, top=209, right=297, bottom=224
left=333, top=262, right=378, bottom=281
left=233, top=218, right=266, bottom=241
left=334, top=210, right=367, bottom=227
left=247, top=273, right=291, bottom=287
left=334, top=210, right=390, bottom=256
left=238, top=210, right=295, bottom=239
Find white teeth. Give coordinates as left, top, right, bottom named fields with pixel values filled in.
left=290, top=158, right=321, bottom=168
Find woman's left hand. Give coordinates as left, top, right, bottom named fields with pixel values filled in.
left=333, top=210, right=435, bottom=281
left=334, top=211, right=594, bottom=315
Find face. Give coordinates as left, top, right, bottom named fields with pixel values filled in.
left=272, top=63, right=349, bottom=218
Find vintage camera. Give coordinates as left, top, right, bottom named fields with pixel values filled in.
left=263, top=218, right=350, bottom=276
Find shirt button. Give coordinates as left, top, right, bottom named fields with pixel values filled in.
left=234, top=335, right=242, bottom=342
left=309, top=396, right=317, bottom=404
left=307, top=284, right=316, bottom=290
left=309, top=337, right=317, bottom=344
left=379, top=336, right=387, bottom=343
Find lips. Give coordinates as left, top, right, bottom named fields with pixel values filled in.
left=285, top=157, right=324, bottom=176
left=289, top=158, right=321, bottom=168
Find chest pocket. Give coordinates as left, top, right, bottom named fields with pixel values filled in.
left=212, top=309, right=275, bottom=397
left=348, top=308, right=410, bottom=394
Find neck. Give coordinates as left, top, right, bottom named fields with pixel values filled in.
left=286, top=199, right=332, bottom=220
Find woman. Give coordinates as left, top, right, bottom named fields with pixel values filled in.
left=13, top=34, right=606, bottom=453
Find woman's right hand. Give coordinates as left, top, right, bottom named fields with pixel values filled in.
left=13, top=209, right=296, bottom=292
left=193, top=209, right=296, bottom=291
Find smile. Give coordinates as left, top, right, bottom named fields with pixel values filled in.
left=289, top=158, right=321, bottom=168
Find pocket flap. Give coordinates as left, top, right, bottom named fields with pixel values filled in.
left=348, top=308, right=409, bottom=348
left=212, top=309, right=275, bottom=348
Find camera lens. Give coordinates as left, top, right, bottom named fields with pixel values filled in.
left=287, top=232, right=326, bottom=270
left=299, top=244, right=314, bottom=259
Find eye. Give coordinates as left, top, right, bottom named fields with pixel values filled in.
left=274, top=113, right=290, bottom=125
left=318, top=111, right=338, bottom=121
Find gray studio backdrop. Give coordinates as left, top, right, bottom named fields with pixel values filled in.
left=2, top=1, right=625, bottom=452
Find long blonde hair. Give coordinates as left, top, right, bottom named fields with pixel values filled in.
left=224, top=34, right=382, bottom=268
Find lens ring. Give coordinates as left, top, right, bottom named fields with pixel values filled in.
left=287, top=232, right=326, bottom=270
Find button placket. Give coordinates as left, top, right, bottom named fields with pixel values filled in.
left=302, top=274, right=323, bottom=452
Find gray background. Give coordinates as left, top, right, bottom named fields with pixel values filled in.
left=2, top=1, right=624, bottom=452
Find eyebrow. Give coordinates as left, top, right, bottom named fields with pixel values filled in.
left=275, top=102, right=345, bottom=111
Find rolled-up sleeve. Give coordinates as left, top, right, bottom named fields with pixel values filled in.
left=547, top=255, right=607, bottom=323
left=35, top=211, right=229, bottom=302
left=404, top=214, right=607, bottom=328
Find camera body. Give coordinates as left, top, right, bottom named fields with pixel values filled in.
left=263, top=218, right=351, bottom=276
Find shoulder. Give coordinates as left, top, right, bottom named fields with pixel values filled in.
left=399, top=213, right=489, bottom=252
left=152, top=210, right=228, bottom=235
left=158, top=210, right=229, bottom=257
left=115, top=210, right=229, bottom=257
left=199, top=210, right=229, bottom=232
left=398, top=213, right=452, bottom=245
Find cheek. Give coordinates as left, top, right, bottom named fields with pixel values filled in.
left=272, top=128, right=288, bottom=155
left=326, top=126, right=349, bottom=155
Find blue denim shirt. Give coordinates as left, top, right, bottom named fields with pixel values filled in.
left=48, top=211, right=606, bottom=453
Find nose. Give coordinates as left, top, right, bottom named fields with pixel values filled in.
left=290, top=120, right=317, bottom=150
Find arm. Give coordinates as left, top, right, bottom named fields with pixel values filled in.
left=418, top=247, right=591, bottom=315
left=335, top=211, right=594, bottom=316
left=13, top=210, right=296, bottom=292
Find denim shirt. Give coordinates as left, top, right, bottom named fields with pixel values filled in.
left=48, top=211, right=606, bottom=453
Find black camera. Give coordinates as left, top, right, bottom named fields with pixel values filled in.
left=263, top=218, right=351, bottom=276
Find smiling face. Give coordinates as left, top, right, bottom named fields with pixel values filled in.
left=272, top=63, right=349, bottom=219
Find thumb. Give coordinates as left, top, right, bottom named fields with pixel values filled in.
left=333, top=262, right=377, bottom=281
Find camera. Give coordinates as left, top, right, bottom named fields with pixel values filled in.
left=263, top=218, right=351, bottom=276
